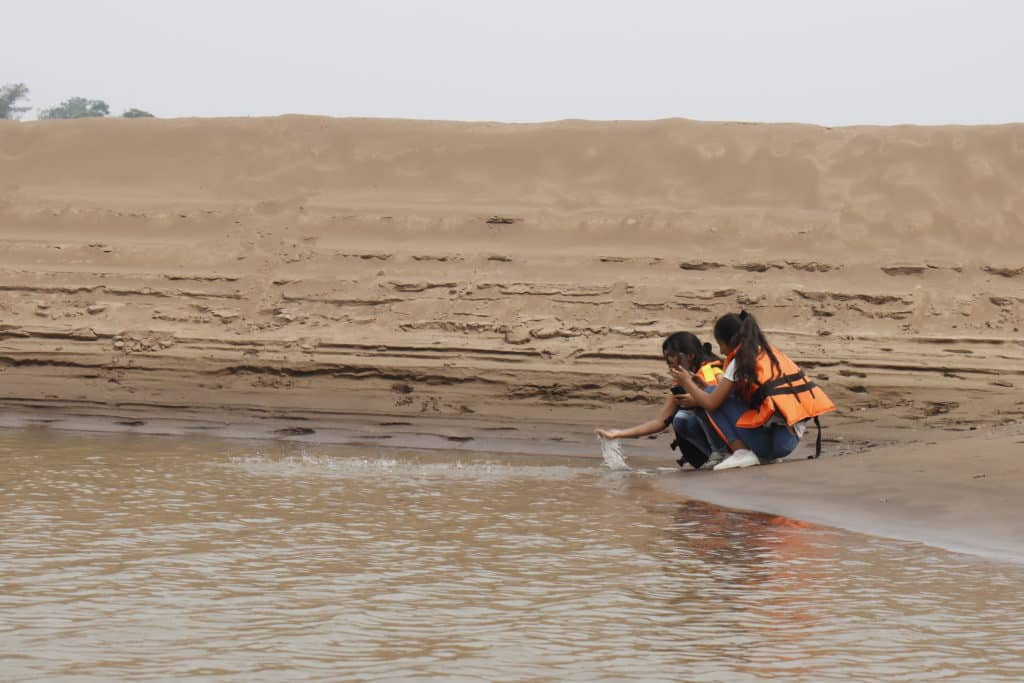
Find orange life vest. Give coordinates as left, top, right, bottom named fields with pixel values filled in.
left=697, top=360, right=724, bottom=386
left=724, top=344, right=836, bottom=456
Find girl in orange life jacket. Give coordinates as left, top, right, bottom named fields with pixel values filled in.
left=670, top=311, right=836, bottom=471
left=596, top=332, right=730, bottom=470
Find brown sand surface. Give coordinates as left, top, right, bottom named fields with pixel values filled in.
left=1, top=116, right=1022, bottom=554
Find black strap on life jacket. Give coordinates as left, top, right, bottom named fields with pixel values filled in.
left=749, top=370, right=818, bottom=408
left=747, top=368, right=827, bottom=459
left=765, top=371, right=806, bottom=388
left=767, top=381, right=820, bottom=397
left=769, top=373, right=825, bottom=458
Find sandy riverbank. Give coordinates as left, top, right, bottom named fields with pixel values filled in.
left=655, top=425, right=1024, bottom=562
left=1, top=115, right=1022, bottom=556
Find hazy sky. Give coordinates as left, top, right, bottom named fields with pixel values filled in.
left=6, top=0, right=1023, bottom=125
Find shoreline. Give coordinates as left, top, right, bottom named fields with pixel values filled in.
left=4, top=403, right=1022, bottom=564
left=654, top=425, right=1024, bottom=564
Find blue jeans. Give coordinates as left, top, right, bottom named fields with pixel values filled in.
left=707, top=393, right=800, bottom=461
left=672, top=408, right=727, bottom=466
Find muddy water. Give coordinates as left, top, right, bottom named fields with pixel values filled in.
left=2, top=429, right=1023, bottom=682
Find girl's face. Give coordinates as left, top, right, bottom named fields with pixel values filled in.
left=716, top=337, right=735, bottom=356
left=666, top=350, right=700, bottom=371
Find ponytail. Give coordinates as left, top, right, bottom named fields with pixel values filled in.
left=714, top=310, right=782, bottom=388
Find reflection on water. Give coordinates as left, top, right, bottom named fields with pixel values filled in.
left=2, top=429, right=1023, bottom=682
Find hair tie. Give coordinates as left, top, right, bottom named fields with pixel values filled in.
left=739, top=310, right=749, bottom=320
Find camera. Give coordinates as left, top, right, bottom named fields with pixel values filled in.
left=670, top=386, right=684, bottom=395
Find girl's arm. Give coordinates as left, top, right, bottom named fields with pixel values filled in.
left=596, top=396, right=677, bottom=439
left=670, top=367, right=734, bottom=412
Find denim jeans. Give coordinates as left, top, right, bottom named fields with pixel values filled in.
left=707, top=393, right=800, bottom=461
left=672, top=408, right=727, bottom=468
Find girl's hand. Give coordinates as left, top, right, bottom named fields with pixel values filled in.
left=595, top=428, right=620, bottom=440
left=675, top=394, right=696, bottom=409
left=669, top=366, right=703, bottom=387
left=668, top=366, right=690, bottom=384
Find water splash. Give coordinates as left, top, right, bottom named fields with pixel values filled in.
left=226, top=450, right=583, bottom=481
left=598, top=437, right=630, bottom=470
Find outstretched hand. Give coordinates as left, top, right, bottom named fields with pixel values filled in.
left=595, top=428, right=620, bottom=440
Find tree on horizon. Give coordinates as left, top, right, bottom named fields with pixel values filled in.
left=38, top=96, right=110, bottom=120
left=0, top=83, right=31, bottom=119
left=122, top=108, right=155, bottom=118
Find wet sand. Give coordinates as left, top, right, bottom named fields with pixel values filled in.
left=1, top=115, right=1023, bottom=560
left=656, top=426, right=1024, bottom=562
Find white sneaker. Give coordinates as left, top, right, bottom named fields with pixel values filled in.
left=713, top=449, right=760, bottom=471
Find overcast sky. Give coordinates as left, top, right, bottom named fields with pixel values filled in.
left=6, top=0, right=1023, bottom=125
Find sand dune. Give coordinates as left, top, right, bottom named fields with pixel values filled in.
left=0, top=116, right=1022, bottom=451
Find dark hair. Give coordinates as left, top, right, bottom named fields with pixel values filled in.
left=662, top=331, right=720, bottom=371
left=713, top=311, right=781, bottom=388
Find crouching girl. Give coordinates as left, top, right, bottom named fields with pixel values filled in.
left=596, top=332, right=730, bottom=469
left=670, top=311, right=836, bottom=470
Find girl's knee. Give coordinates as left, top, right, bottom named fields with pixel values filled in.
left=672, top=410, right=701, bottom=436
left=672, top=410, right=694, bottom=427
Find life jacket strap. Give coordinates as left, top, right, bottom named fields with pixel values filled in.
left=812, top=416, right=823, bottom=459
left=763, top=371, right=806, bottom=390
left=749, top=371, right=817, bottom=407
left=765, top=381, right=819, bottom=397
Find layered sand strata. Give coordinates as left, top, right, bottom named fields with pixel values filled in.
left=0, top=116, right=1022, bottom=484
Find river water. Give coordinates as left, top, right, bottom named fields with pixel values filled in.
left=2, top=428, right=1023, bottom=682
